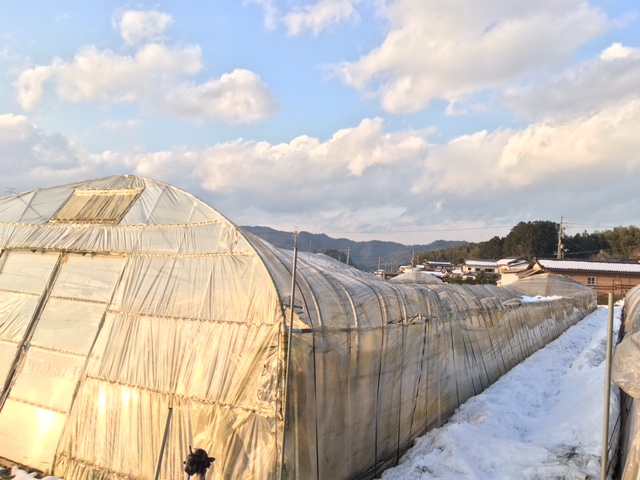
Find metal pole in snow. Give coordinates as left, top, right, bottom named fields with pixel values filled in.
left=154, top=406, right=173, bottom=480
left=279, top=231, right=299, bottom=480
left=601, top=293, right=614, bottom=480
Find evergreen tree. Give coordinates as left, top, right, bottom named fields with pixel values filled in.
left=604, top=226, right=640, bottom=259
left=503, top=221, right=558, bottom=258
left=477, top=236, right=504, bottom=259
left=564, top=230, right=609, bottom=259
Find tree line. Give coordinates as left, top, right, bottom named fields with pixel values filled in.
left=417, top=221, right=640, bottom=265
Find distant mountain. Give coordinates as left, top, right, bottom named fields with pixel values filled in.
left=241, top=226, right=467, bottom=272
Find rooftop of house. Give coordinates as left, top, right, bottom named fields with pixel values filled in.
left=497, top=257, right=528, bottom=267
left=535, top=258, right=640, bottom=274
left=464, top=259, right=499, bottom=267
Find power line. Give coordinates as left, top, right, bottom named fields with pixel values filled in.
left=565, top=222, right=620, bottom=230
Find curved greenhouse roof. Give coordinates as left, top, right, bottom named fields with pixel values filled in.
left=0, top=176, right=596, bottom=480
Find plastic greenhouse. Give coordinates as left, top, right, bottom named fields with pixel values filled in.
left=614, top=285, right=640, bottom=478
left=0, top=176, right=596, bottom=480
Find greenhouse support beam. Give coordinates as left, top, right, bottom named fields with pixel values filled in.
left=280, top=231, right=299, bottom=480
left=154, top=405, right=172, bottom=480
left=601, top=293, right=614, bottom=480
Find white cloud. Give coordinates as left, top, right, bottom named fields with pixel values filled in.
left=16, top=44, right=202, bottom=107
left=497, top=101, right=640, bottom=183
left=122, top=104, right=640, bottom=234
left=283, top=0, right=359, bottom=36
left=412, top=100, right=640, bottom=212
left=0, top=114, right=118, bottom=191
left=601, top=42, right=634, bottom=61
left=115, top=10, right=173, bottom=46
left=337, top=0, right=608, bottom=114
left=14, top=25, right=278, bottom=124
left=164, top=69, right=279, bottom=124
left=102, top=119, right=143, bottom=130
left=505, top=43, right=640, bottom=119
left=248, top=0, right=359, bottom=35
left=15, top=65, right=55, bottom=110
left=0, top=113, right=37, bottom=148
left=191, top=117, right=428, bottom=198
left=5, top=105, right=640, bottom=242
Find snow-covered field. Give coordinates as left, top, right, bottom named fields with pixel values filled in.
left=3, top=305, right=620, bottom=480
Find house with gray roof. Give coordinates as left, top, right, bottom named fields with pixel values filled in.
left=519, top=258, right=640, bottom=298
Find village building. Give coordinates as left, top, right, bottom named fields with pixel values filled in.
left=519, top=258, right=640, bottom=298
left=373, top=269, right=400, bottom=280
left=425, top=260, right=453, bottom=272
left=497, top=257, right=530, bottom=287
left=460, top=259, right=499, bottom=280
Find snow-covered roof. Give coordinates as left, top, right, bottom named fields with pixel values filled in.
left=537, top=259, right=640, bottom=274
left=497, top=257, right=528, bottom=267
left=464, top=259, right=498, bottom=267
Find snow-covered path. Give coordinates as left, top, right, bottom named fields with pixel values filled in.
left=382, top=305, right=621, bottom=480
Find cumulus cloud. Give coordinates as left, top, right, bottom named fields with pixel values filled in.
left=404, top=99, right=640, bottom=234
left=184, top=104, right=640, bottom=235
left=505, top=43, right=640, bottom=119
left=164, top=69, right=279, bottom=124
left=14, top=12, right=278, bottom=125
left=190, top=117, right=428, bottom=197
left=16, top=44, right=201, bottom=108
left=0, top=114, right=121, bottom=192
left=283, top=0, right=359, bottom=36
left=15, top=65, right=55, bottom=110
left=601, top=42, right=635, bottom=61
left=337, top=0, right=608, bottom=114
left=0, top=113, right=38, bottom=152
left=5, top=105, right=640, bottom=242
left=249, top=0, right=359, bottom=35
left=115, top=10, right=173, bottom=46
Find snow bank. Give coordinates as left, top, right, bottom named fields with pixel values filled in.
left=3, top=466, right=62, bottom=479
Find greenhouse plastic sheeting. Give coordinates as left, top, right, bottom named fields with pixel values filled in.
left=613, top=285, right=640, bottom=479
left=0, top=176, right=597, bottom=480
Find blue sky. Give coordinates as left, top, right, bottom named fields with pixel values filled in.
left=1, top=1, right=640, bottom=244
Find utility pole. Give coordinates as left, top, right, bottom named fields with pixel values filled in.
left=557, top=216, right=564, bottom=259
left=346, top=246, right=350, bottom=266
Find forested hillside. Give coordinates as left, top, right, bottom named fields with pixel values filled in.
left=418, top=221, right=640, bottom=264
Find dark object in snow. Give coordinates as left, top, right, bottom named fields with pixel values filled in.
left=183, top=446, right=215, bottom=477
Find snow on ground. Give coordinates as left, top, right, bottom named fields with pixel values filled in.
left=382, top=305, right=621, bottom=480
left=2, top=466, right=60, bottom=479
left=3, top=305, right=621, bottom=480
left=521, top=295, right=563, bottom=303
